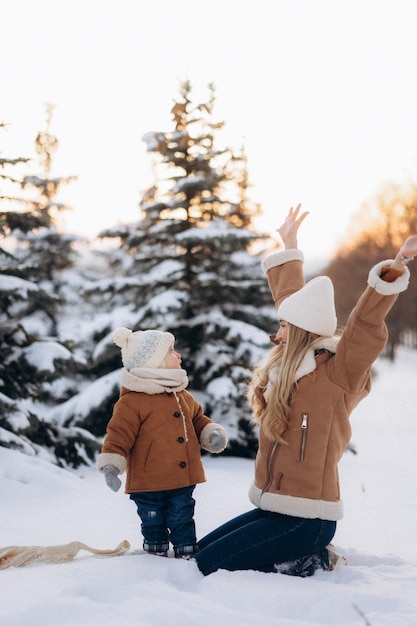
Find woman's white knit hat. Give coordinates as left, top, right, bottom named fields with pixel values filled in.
left=277, top=276, right=337, bottom=337
left=113, top=327, right=175, bottom=370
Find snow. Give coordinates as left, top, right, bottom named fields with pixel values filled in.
left=206, top=375, right=236, bottom=398
left=146, top=289, right=186, bottom=311
left=47, top=370, right=120, bottom=427
left=175, top=220, right=254, bottom=242
left=0, top=274, right=39, bottom=297
left=23, top=341, right=73, bottom=372
left=142, top=131, right=164, bottom=152
left=1, top=347, right=417, bottom=626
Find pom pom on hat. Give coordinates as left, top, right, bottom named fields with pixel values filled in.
left=113, top=327, right=175, bottom=370
left=277, top=276, right=337, bottom=337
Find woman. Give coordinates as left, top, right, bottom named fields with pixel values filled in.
left=193, top=204, right=416, bottom=577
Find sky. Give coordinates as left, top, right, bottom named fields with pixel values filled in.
left=1, top=347, right=417, bottom=625
left=2, top=0, right=417, bottom=260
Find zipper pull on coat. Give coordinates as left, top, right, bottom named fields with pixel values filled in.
left=300, top=413, right=308, bottom=462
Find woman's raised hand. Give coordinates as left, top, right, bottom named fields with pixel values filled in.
left=276, top=204, right=309, bottom=249
left=401, top=235, right=417, bottom=261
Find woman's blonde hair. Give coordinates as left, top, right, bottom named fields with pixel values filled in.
left=247, top=323, right=322, bottom=443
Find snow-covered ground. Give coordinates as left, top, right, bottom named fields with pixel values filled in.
left=1, top=348, right=417, bottom=626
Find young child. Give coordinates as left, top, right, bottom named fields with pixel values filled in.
left=97, top=327, right=227, bottom=558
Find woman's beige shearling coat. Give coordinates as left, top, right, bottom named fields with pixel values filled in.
left=249, top=249, right=410, bottom=521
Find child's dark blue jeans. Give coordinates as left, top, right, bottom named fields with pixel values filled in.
left=130, top=485, right=198, bottom=557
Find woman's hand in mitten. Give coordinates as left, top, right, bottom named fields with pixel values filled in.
left=103, top=465, right=122, bottom=492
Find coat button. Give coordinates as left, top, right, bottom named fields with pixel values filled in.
left=177, top=437, right=184, bottom=443
left=173, top=411, right=181, bottom=418
left=179, top=461, right=187, bottom=468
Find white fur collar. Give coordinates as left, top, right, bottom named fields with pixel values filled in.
left=266, top=336, right=339, bottom=395
left=295, top=336, right=339, bottom=380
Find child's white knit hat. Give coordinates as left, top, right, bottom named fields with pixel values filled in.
left=277, top=276, right=337, bottom=337
left=113, top=327, right=175, bottom=370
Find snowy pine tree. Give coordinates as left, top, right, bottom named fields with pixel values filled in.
left=0, top=111, right=99, bottom=467
left=54, top=82, right=278, bottom=457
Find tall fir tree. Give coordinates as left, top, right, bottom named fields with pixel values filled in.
left=0, top=110, right=98, bottom=467
left=57, top=81, right=278, bottom=457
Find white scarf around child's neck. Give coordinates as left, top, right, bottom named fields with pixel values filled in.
left=120, top=366, right=189, bottom=395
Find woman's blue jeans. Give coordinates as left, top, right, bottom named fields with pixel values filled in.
left=195, top=508, right=336, bottom=576
left=130, top=485, right=197, bottom=555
